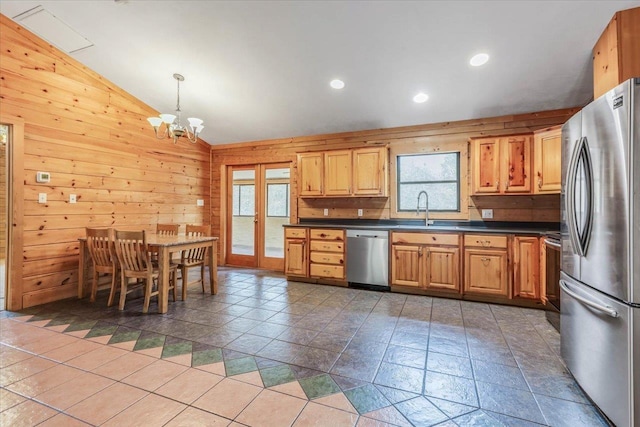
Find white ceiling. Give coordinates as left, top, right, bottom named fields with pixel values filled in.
left=1, top=1, right=638, bottom=145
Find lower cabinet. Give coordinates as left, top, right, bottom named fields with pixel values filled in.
left=284, top=228, right=308, bottom=277
left=391, top=233, right=461, bottom=293
left=309, top=229, right=345, bottom=280
left=463, top=234, right=509, bottom=297
left=513, top=236, right=540, bottom=299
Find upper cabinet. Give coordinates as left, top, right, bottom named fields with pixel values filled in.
left=353, top=147, right=387, bottom=196
left=298, top=146, right=388, bottom=198
left=593, top=7, right=640, bottom=99
left=298, top=152, right=323, bottom=197
left=533, top=126, right=561, bottom=194
left=471, top=135, right=532, bottom=195
left=324, top=150, right=352, bottom=196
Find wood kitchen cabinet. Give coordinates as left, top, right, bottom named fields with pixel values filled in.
left=298, top=153, right=323, bottom=197
left=284, top=228, right=308, bottom=277
left=297, top=147, right=388, bottom=198
left=353, top=147, right=388, bottom=196
left=309, top=229, right=345, bottom=279
left=533, top=126, right=561, bottom=194
left=324, top=150, right=352, bottom=196
left=513, top=236, right=540, bottom=299
left=391, top=232, right=460, bottom=293
left=463, top=234, right=509, bottom=297
left=593, top=7, right=640, bottom=99
left=471, top=135, right=532, bottom=195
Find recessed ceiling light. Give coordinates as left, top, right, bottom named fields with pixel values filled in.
left=330, top=79, right=345, bottom=89
left=413, top=92, right=429, bottom=103
left=470, top=53, right=489, bottom=67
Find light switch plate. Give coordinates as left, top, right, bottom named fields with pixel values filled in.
left=69, top=194, right=77, bottom=203
left=481, top=209, right=494, bottom=219
left=323, top=208, right=329, bottom=216
left=357, top=209, right=363, bottom=217
left=197, top=199, right=205, bottom=206
left=38, top=193, right=47, bottom=204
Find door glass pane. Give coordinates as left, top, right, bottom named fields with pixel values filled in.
left=0, top=124, right=8, bottom=310
left=231, top=169, right=255, bottom=255
left=264, top=168, right=289, bottom=259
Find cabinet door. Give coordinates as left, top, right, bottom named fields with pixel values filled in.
left=285, top=239, right=307, bottom=276
left=425, top=247, right=460, bottom=292
left=464, top=248, right=508, bottom=297
left=391, top=245, right=423, bottom=287
left=324, top=150, right=352, bottom=196
left=513, top=237, right=539, bottom=299
left=353, top=147, right=387, bottom=196
left=534, top=127, right=561, bottom=194
left=472, top=138, right=501, bottom=194
left=502, top=135, right=531, bottom=193
left=298, top=153, right=323, bottom=196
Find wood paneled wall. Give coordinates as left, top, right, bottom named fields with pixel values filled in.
left=0, top=15, right=211, bottom=309
left=211, top=109, right=577, bottom=253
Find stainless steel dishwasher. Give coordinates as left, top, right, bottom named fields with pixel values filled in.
left=346, top=229, right=389, bottom=289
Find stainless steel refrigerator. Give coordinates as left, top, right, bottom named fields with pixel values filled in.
left=560, top=78, right=639, bottom=427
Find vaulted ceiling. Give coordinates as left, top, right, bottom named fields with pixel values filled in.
left=1, top=1, right=637, bottom=145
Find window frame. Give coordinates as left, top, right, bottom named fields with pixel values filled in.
left=389, top=139, right=469, bottom=220
left=396, top=152, right=461, bottom=213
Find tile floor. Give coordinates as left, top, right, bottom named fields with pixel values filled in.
left=0, top=268, right=610, bottom=426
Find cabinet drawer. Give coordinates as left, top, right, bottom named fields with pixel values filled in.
left=392, top=232, right=459, bottom=246
left=310, top=252, right=344, bottom=265
left=464, top=234, right=507, bottom=249
left=285, top=228, right=307, bottom=239
left=310, top=229, right=344, bottom=241
left=309, top=241, right=344, bottom=253
left=310, top=264, right=344, bottom=279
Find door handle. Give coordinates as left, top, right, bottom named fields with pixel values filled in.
left=559, top=280, right=618, bottom=318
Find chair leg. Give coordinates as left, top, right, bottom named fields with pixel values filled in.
left=142, top=277, right=153, bottom=314
left=90, top=270, right=99, bottom=302
left=171, top=269, right=177, bottom=302
left=118, top=272, right=128, bottom=311
left=107, top=268, right=117, bottom=307
left=200, top=264, right=205, bottom=293
left=181, top=265, right=188, bottom=301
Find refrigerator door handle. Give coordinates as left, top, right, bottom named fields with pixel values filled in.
left=565, top=139, right=583, bottom=256
left=578, top=137, right=594, bottom=255
left=559, top=280, right=619, bottom=318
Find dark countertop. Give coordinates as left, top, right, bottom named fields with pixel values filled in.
left=284, top=220, right=559, bottom=236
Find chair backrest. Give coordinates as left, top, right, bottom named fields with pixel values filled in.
left=157, top=223, right=179, bottom=236
left=183, top=224, right=210, bottom=261
left=113, top=230, right=150, bottom=272
left=86, top=228, right=114, bottom=268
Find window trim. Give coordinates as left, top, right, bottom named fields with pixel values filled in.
left=396, top=152, right=461, bottom=212
left=389, top=139, right=469, bottom=220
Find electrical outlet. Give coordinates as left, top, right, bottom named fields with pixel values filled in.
left=481, top=209, right=494, bottom=219
left=197, top=199, right=205, bottom=206
left=323, top=208, right=329, bottom=216
left=357, top=209, right=363, bottom=217
left=69, top=194, right=77, bottom=204
left=38, top=193, right=47, bottom=204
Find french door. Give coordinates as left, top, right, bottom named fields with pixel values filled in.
left=225, top=163, right=291, bottom=270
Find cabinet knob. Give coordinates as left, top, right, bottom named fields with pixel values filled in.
left=495, top=180, right=499, bottom=189
left=538, top=178, right=543, bottom=189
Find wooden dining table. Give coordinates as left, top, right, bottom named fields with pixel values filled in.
left=78, top=234, right=218, bottom=314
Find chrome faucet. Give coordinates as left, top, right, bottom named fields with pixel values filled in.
left=416, top=190, right=434, bottom=227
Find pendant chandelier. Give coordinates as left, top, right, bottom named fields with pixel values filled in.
left=147, top=73, right=203, bottom=144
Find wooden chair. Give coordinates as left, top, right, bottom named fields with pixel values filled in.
left=113, top=230, right=177, bottom=313
left=178, top=224, right=210, bottom=300
left=85, top=227, right=118, bottom=306
left=157, top=223, right=179, bottom=235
